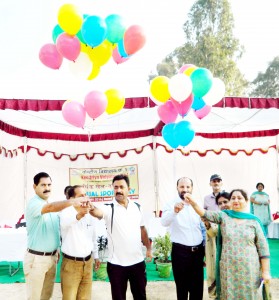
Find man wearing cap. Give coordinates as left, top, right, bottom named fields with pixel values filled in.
left=204, top=174, right=223, bottom=211
left=203, top=174, right=223, bottom=299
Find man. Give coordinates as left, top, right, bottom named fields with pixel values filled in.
left=24, top=172, right=87, bottom=300
left=204, top=174, right=223, bottom=211
left=90, top=174, right=152, bottom=300
left=202, top=191, right=231, bottom=299
left=161, top=177, right=206, bottom=300
left=60, top=185, right=100, bottom=300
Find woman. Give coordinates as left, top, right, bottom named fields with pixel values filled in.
left=185, top=189, right=271, bottom=300
left=250, top=182, right=272, bottom=235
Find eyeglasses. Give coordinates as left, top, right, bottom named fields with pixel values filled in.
left=212, top=179, right=221, bottom=183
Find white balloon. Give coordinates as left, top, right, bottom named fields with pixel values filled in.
left=168, top=74, right=192, bottom=102
left=68, top=52, right=92, bottom=79
left=203, top=78, right=225, bottom=106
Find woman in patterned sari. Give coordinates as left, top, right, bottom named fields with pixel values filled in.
left=250, top=182, right=272, bottom=235
left=183, top=189, right=271, bottom=300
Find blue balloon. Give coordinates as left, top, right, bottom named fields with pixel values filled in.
left=162, top=123, right=179, bottom=149
left=117, top=38, right=129, bottom=58
left=82, top=15, right=107, bottom=47
left=192, top=96, right=206, bottom=110
left=174, top=121, right=195, bottom=147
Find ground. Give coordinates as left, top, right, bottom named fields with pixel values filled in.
left=0, top=279, right=278, bottom=299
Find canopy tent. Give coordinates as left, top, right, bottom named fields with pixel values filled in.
left=0, top=97, right=279, bottom=227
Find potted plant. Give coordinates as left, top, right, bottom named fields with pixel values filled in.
left=152, top=232, right=172, bottom=278
left=95, top=235, right=108, bottom=280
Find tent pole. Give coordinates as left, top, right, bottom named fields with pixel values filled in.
left=152, top=137, right=160, bottom=217
left=23, top=137, right=28, bottom=209
left=276, top=135, right=279, bottom=208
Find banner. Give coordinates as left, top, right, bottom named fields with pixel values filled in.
left=69, top=165, right=139, bottom=202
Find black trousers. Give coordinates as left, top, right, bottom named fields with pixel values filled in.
left=107, top=261, right=147, bottom=300
left=171, top=242, right=205, bottom=300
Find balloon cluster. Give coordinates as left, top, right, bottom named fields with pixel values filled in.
left=62, top=88, right=125, bottom=128
left=39, top=4, right=146, bottom=80
left=150, top=64, right=225, bottom=148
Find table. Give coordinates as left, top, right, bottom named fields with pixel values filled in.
left=0, top=228, right=27, bottom=276
left=267, top=222, right=279, bottom=239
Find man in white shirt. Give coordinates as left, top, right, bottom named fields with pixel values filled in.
left=161, top=177, right=206, bottom=300
left=60, top=185, right=100, bottom=300
left=89, top=174, right=152, bottom=300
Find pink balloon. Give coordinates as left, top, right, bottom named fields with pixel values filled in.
left=62, top=101, right=86, bottom=128
left=178, top=64, right=195, bottom=74
left=39, top=43, right=63, bottom=69
left=194, top=104, right=212, bottom=119
left=171, top=93, right=194, bottom=117
left=56, top=33, right=81, bottom=61
left=112, top=47, right=129, bottom=64
left=84, top=91, right=108, bottom=119
left=157, top=100, right=178, bottom=124
left=124, top=25, right=146, bottom=55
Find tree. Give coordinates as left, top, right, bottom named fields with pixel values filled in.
left=249, top=56, right=279, bottom=97
left=151, top=0, right=248, bottom=96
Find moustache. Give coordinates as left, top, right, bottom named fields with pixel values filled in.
left=116, top=193, right=123, bottom=196
left=43, top=190, right=51, bottom=193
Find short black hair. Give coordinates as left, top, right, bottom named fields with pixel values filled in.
left=67, top=185, right=82, bottom=198
left=64, top=185, right=72, bottom=195
left=33, top=172, right=51, bottom=185
left=112, top=174, right=130, bottom=187
left=229, top=189, right=248, bottom=201
left=176, top=177, right=193, bottom=187
left=216, top=191, right=230, bottom=205
left=256, top=182, right=264, bottom=189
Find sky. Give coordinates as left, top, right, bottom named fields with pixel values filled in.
left=0, top=0, right=279, bottom=100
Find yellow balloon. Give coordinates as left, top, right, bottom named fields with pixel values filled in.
left=80, top=42, right=89, bottom=54
left=57, top=4, right=83, bottom=35
left=87, top=40, right=113, bottom=66
left=105, top=89, right=125, bottom=115
left=150, top=76, right=170, bottom=103
left=87, top=64, right=101, bottom=80
left=183, top=66, right=197, bottom=77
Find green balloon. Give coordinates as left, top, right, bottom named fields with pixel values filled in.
left=76, top=30, right=85, bottom=44
left=105, top=14, right=126, bottom=44
left=52, top=24, right=64, bottom=43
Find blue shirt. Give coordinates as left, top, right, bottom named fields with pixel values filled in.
left=26, top=195, right=60, bottom=252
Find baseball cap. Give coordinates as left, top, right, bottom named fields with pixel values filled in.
left=210, top=174, right=222, bottom=181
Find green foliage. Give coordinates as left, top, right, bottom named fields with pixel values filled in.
left=153, top=232, right=172, bottom=263
left=152, top=0, right=248, bottom=96
left=249, top=56, right=279, bottom=97
left=97, top=235, right=108, bottom=261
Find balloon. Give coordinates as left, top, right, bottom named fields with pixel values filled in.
left=52, top=24, right=64, bottom=43
left=157, top=100, right=178, bottom=124
left=178, top=64, right=195, bottom=74
left=150, top=76, right=170, bottom=103
left=183, top=66, right=197, bottom=76
left=174, top=121, right=195, bottom=147
left=117, top=38, right=129, bottom=58
left=105, top=89, right=125, bottom=114
left=192, top=96, right=206, bottom=110
left=56, top=33, right=81, bottom=61
left=82, top=16, right=107, bottom=47
left=168, top=74, right=192, bottom=102
left=87, top=40, right=113, bottom=66
left=87, top=64, right=101, bottom=80
left=105, top=14, right=126, bottom=44
left=124, top=25, right=146, bottom=55
left=162, top=123, right=179, bottom=149
left=190, top=68, right=213, bottom=97
left=194, top=104, right=212, bottom=119
left=84, top=91, right=108, bottom=119
left=203, top=78, right=226, bottom=106
left=39, top=43, right=63, bottom=70
left=171, top=93, right=194, bottom=117
left=68, top=52, right=92, bottom=79
left=112, top=47, right=129, bottom=64
left=57, top=4, right=83, bottom=35
left=62, top=100, right=86, bottom=128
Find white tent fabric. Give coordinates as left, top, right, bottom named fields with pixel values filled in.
left=0, top=97, right=279, bottom=228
